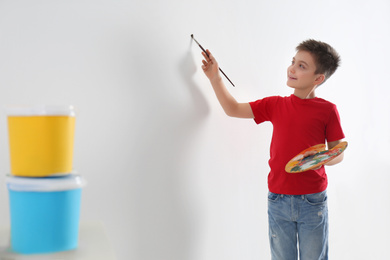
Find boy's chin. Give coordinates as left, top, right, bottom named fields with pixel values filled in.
left=286, top=83, right=296, bottom=89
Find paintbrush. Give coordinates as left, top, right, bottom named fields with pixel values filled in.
left=191, top=34, right=235, bottom=87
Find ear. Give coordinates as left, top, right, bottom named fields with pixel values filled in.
left=314, top=74, right=325, bottom=85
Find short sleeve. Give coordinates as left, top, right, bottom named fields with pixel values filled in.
left=249, top=96, right=279, bottom=124
left=325, top=105, right=345, bottom=142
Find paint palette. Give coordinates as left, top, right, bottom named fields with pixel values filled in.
left=285, top=141, right=348, bottom=173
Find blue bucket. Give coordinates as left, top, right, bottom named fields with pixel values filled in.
left=6, top=174, right=86, bottom=254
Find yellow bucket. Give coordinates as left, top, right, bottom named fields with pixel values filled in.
left=7, top=105, right=76, bottom=177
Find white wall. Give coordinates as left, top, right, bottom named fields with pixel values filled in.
left=0, top=0, right=389, bottom=259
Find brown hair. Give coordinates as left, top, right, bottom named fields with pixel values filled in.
left=296, top=39, right=341, bottom=84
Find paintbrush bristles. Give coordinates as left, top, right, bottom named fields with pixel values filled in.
left=191, top=34, right=207, bottom=55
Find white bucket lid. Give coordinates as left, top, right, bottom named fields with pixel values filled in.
left=6, top=174, right=86, bottom=192
left=5, top=105, right=76, bottom=117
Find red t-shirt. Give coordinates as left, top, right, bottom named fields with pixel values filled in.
left=249, top=94, right=345, bottom=195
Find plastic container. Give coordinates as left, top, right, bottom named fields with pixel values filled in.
left=6, top=174, right=86, bottom=254
left=6, top=105, right=76, bottom=177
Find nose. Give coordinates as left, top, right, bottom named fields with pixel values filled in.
left=288, top=65, right=295, bottom=74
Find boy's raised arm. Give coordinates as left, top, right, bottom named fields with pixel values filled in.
left=202, top=50, right=254, bottom=119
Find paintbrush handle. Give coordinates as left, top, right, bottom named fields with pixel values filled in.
left=218, top=68, right=235, bottom=87
left=197, top=43, right=208, bottom=55
left=200, top=45, right=235, bottom=87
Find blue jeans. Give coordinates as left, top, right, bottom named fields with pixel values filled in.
left=268, top=190, right=328, bottom=260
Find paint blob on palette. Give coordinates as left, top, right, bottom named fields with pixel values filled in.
left=285, top=141, right=348, bottom=173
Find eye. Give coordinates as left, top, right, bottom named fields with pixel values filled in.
left=299, top=64, right=305, bottom=69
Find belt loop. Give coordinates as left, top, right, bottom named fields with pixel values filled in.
left=301, top=195, right=305, bottom=200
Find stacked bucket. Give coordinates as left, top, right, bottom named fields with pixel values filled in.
left=5, top=105, right=86, bottom=254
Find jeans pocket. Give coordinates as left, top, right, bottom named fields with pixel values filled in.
left=305, top=190, right=327, bottom=206
left=268, top=192, right=280, bottom=202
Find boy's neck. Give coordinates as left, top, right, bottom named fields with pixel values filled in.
left=293, top=86, right=317, bottom=99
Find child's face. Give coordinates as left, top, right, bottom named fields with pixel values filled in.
left=287, top=51, right=324, bottom=90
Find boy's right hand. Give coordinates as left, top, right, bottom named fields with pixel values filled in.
left=201, top=50, right=222, bottom=83
left=199, top=49, right=254, bottom=119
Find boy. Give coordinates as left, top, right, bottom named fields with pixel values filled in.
left=200, top=39, right=345, bottom=260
